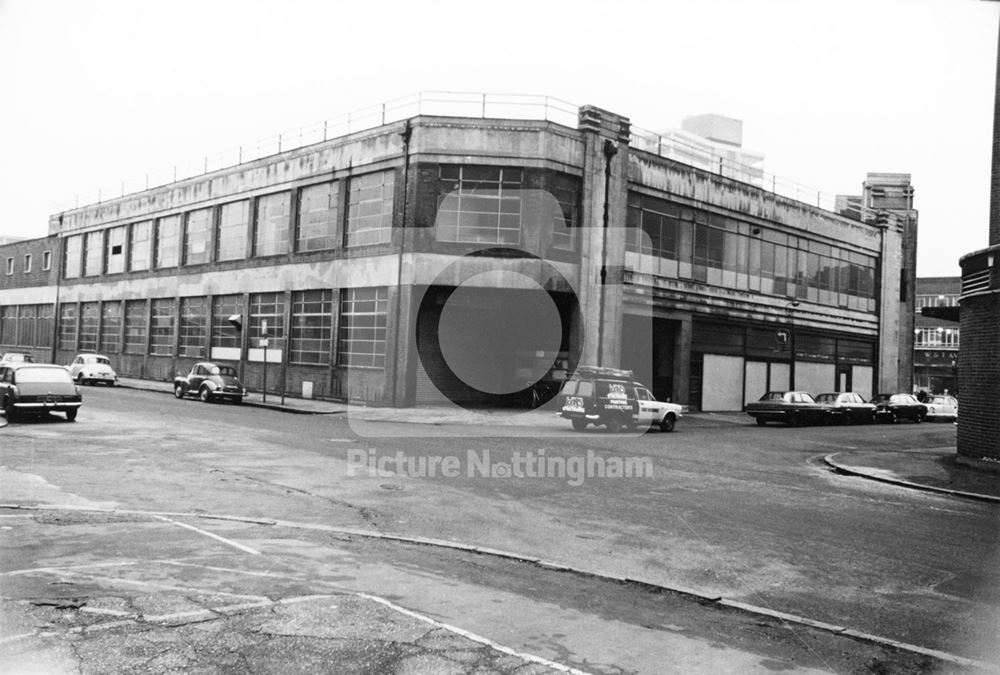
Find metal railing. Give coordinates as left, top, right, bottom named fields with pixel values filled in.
left=53, top=91, right=579, bottom=213
left=54, top=90, right=879, bottom=223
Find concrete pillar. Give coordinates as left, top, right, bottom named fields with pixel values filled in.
left=865, top=173, right=917, bottom=393
left=673, top=315, right=692, bottom=406
left=575, top=105, right=631, bottom=369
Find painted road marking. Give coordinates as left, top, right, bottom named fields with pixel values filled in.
left=155, top=516, right=261, bottom=555
left=357, top=592, right=594, bottom=675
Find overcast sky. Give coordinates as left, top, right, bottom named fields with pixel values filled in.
left=1, top=0, right=996, bottom=276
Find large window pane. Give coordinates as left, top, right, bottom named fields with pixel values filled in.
left=58, top=304, right=77, bottom=351
left=124, top=300, right=148, bottom=354
left=346, top=171, right=394, bottom=247
left=156, top=215, right=181, bottom=269
left=254, top=192, right=291, bottom=257
left=211, top=294, right=243, bottom=350
left=63, top=235, right=82, bottom=279
left=0, top=306, right=19, bottom=345
left=83, top=231, right=103, bottom=277
left=249, top=292, right=285, bottom=351
left=179, top=297, right=208, bottom=357
left=290, top=289, right=332, bottom=365
left=549, top=173, right=580, bottom=251
left=149, top=298, right=176, bottom=356
left=36, top=304, right=54, bottom=348
left=100, top=302, right=121, bottom=353
left=79, top=302, right=99, bottom=351
left=437, top=166, right=521, bottom=245
left=16, top=306, right=35, bottom=346
left=184, top=208, right=213, bottom=265
left=129, top=221, right=152, bottom=271
left=296, top=182, right=338, bottom=251
left=338, top=287, right=388, bottom=368
left=105, top=226, right=126, bottom=274
left=217, top=201, right=249, bottom=262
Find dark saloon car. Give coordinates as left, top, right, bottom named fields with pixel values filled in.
left=173, top=362, right=246, bottom=403
left=746, top=391, right=830, bottom=426
left=0, top=363, right=82, bottom=421
left=814, top=392, right=876, bottom=425
left=870, top=393, right=927, bottom=423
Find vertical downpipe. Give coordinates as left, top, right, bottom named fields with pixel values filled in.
left=596, top=139, right=617, bottom=367
left=390, top=121, right=413, bottom=407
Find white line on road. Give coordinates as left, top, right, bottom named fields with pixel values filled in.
left=357, top=592, right=594, bottom=675
left=155, top=515, right=261, bottom=555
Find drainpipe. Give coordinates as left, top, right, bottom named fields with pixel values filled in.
left=390, top=120, right=413, bottom=407
left=596, top=139, right=617, bottom=367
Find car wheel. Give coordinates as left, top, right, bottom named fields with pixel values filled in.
left=76, top=373, right=84, bottom=385
left=914, top=413, right=923, bottom=424
left=889, top=412, right=898, bottom=424
left=65, top=409, right=77, bottom=422
left=660, top=414, right=676, bottom=433
left=605, top=417, right=623, bottom=433
left=174, top=384, right=185, bottom=399
left=3, top=401, right=15, bottom=421
left=199, top=387, right=212, bottom=403
left=571, top=418, right=587, bottom=431
left=755, top=418, right=767, bottom=426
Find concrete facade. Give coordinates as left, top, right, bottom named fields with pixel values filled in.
left=0, top=104, right=916, bottom=410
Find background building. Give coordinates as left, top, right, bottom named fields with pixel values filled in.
left=0, top=98, right=917, bottom=410
left=914, top=276, right=960, bottom=395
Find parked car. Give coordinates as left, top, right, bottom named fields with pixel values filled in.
left=559, top=366, right=682, bottom=432
left=173, top=362, right=246, bottom=403
left=923, top=394, right=958, bottom=422
left=814, top=392, right=876, bottom=425
left=0, top=363, right=82, bottom=421
left=0, top=352, right=35, bottom=365
left=67, top=353, right=118, bottom=386
left=746, top=391, right=830, bottom=426
left=870, top=393, right=927, bottom=423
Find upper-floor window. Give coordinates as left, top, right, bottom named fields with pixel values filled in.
left=5, top=257, right=12, bottom=275
left=83, top=230, right=103, bottom=277
left=156, top=215, right=181, bottom=269
left=23, top=254, right=32, bottom=273
left=549, top=173, right=580, bottom=251
left=254, top=192, right=291, bottom=257
left=437, top=165, right=521, bottom=245
left=916, top=294, right=959, bottom=309
left=915, top=327, right=960, bottom=348
left=346, top=171, right=394, bottom=247
left=42, top=251, right=51, bottom=271
left=296, top=181, right=338, bottom=252
left=217, top=200, right=249, bottom=262
left=105, top=225, right=126, bottom=274
left=129, top=221, right=151, bottom=271
left=63, top=235, right=82, bottom=279
left=184, top=208, right=213, bottom=265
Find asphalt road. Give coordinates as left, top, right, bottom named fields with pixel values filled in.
left=1, top=386, right=997, bottom=673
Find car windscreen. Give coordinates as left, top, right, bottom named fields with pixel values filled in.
left=86, top=356, right=111, bottom=365
left=213, top=366, right=237, bottom=377
left=15, top=368, right=72, bottom=384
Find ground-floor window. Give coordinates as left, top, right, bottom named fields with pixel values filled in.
left=101, top=302, right=122, bottom=353
left=58, top=304, right=77, bottom=351
left=338, top=287, right=388, bottom=368
left=290, top=289, right=333, bottom=365
left=124, top=300, right=147, bottom=354
left=79, top=302, right=99, bottom=352
left=179, top=297, right=208, bottom=357
left=149, top=298, right=175, bottom=356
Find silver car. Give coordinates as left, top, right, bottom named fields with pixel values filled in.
left=67, top=354, right=118, bottom=386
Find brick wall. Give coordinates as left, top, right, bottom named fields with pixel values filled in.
left=0, top=236, right=59, bottom=291
left=957, top=289, right=1000, bottom=461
